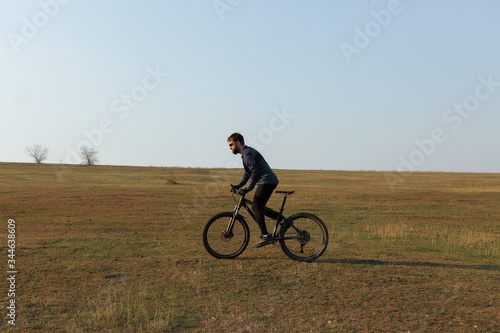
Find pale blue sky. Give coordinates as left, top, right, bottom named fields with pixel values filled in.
left=1, top=0, right=499, bottom=172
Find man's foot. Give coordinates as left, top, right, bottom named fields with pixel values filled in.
left=253, top=234, right=274, bottom=248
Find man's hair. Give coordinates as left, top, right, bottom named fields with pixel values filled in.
left=228, top=132, right=244, bottom=145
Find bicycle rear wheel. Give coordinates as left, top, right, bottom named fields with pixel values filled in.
left=279, top=213, right=328, bottom=262
left=202, top=212, right=250, bottom=259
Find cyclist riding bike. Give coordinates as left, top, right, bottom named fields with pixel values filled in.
left=227, top=132, right=278, bottom=248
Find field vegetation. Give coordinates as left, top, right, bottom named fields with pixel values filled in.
left=1, top=163, right=499, bottom=332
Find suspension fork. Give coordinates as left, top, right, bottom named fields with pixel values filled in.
left=226, top=196, right=247, bottom=235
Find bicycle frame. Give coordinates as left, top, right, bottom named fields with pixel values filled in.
left=227, top=192, right=295, bottom=240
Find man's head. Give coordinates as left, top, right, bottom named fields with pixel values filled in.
left=227, top=132, right=245, bottom=155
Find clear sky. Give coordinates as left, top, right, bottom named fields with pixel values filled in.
left=1, top=0, right=499, bottom=172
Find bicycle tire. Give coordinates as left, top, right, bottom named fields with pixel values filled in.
left=279, top=212, right=328, bottom=262
left=202, top=212, right=250, bottom=259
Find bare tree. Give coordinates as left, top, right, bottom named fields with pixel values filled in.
left=26, top=144, right=49, bottom=164
left=80, top=146, right=99, bottom=165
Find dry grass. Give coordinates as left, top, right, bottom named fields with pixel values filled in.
left=1, top=163, right=499, bottom=332
left=367, top=220, right=499, bottom=257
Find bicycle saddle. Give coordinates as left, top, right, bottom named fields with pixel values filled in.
left=276, top=190, right=295, bottom=195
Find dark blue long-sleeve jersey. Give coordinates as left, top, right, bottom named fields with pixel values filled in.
left=236, top=146, right=279, bottom=191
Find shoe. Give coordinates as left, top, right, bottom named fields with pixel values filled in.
left=253, top=234, right=274, bottom=248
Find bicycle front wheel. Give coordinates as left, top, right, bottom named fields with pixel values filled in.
left=202, top=212, right=250, bottom=259
left=279, top=213, right=328, bottom=262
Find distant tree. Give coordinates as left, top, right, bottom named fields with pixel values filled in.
left=80, top=146, right=99, bottom=165
left=26, top=144, right=49, bottom=164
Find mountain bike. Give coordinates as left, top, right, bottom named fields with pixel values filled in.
left=202, top=187, right=329, bottom=262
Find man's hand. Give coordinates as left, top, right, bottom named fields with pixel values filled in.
left=238, top=188, right=249, bottom=196
left=230, top=185, right=241, bottom=194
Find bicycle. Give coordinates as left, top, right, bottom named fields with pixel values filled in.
left=202, top=186, right=329, bottom=262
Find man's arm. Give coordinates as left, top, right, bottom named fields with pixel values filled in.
left=236, top=148, right=250, bottom=188
left=243, top=150, right=261, bottom=191
left=236, top=173, right=249, bottom=188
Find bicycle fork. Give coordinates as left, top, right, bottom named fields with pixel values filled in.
left=225, top=200, right=243, bottom=238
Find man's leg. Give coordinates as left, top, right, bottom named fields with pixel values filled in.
left=252, top=183, right=278, bottom=237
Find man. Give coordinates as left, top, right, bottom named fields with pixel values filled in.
left=227, top=132, right=279, bottom=248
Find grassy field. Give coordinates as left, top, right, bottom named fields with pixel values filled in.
left=1, top=162, right=499, bottom=332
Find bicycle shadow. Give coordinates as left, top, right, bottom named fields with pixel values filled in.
left=317, top=258, right=500, bottom=271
